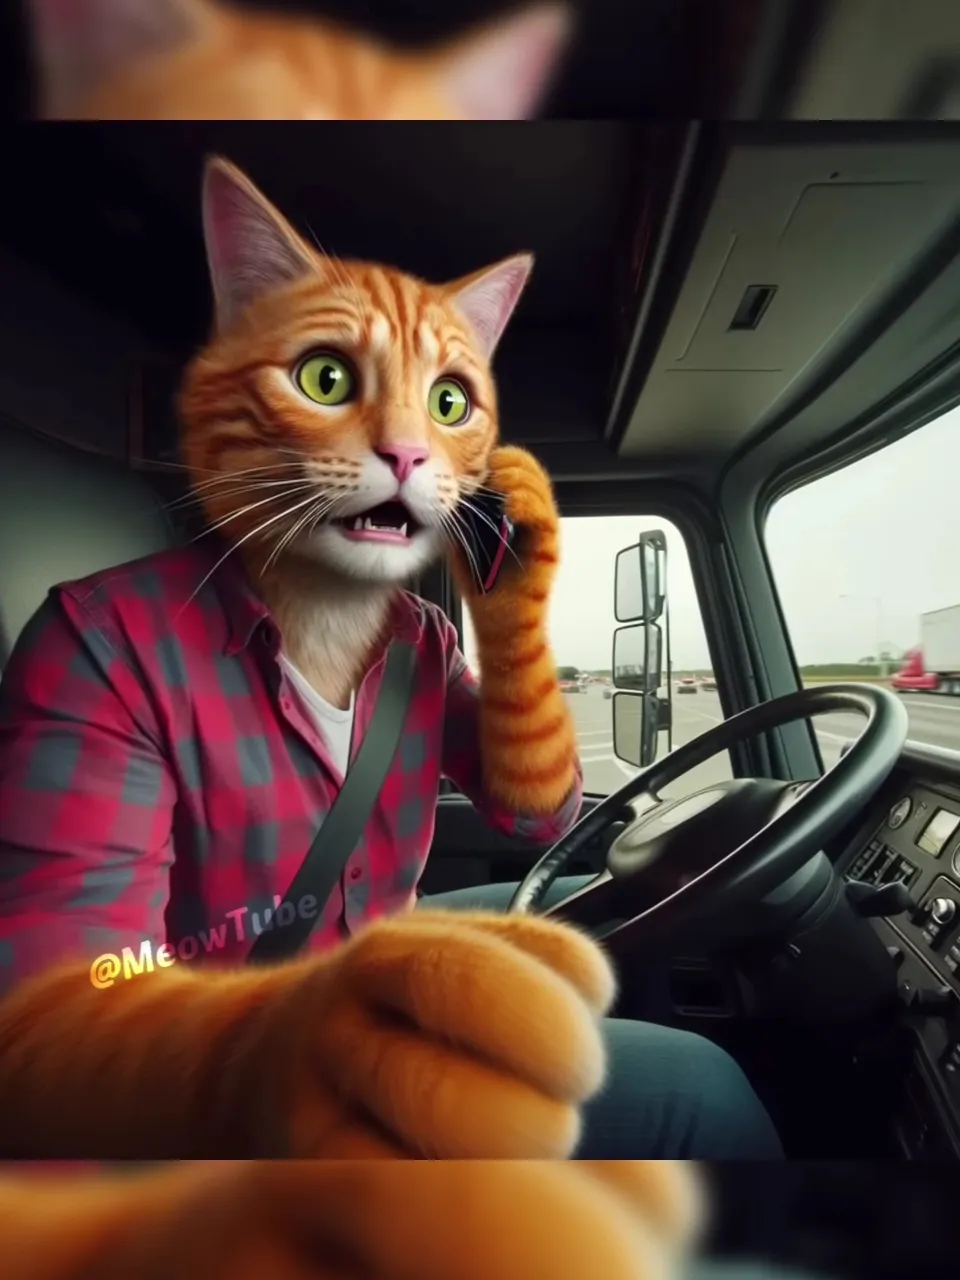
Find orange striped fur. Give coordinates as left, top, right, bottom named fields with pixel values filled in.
left=450, top=445, right=579, bottom=814
left=0, top=911, right=616, bottom=1160
left=0, top=161, right=592, bottom=1159
left=181, top=154, right=579, bottom=826
left=0, top=1159, right=705, bottom=1280
left=28, top=0, right=571, bottom=120
left=0, top=155, right=660, bottom=1267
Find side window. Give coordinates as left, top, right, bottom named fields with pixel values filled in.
left=766, top=408, right=960, bottom=767
left=460, top=514, right=733, bottom=799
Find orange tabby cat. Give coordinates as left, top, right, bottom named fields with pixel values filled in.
left=1, top=1160, right=706, bottom=1279
left=0, top=157, right=582, bottom=1161
left=28, top=0, right=572, bottom=119
left=0, top=155, right=681, bottom=1271
left=181, top=154, right=579, bottom=812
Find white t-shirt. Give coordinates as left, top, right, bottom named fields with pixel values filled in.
left=279, top=654, right=356, bottom=776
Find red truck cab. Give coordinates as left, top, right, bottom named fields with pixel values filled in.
left=891, top=647, right=940, bottom=692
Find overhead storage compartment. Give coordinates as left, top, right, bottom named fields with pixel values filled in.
left=621, top=138, right=960, bottom=457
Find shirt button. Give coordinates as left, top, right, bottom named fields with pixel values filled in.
left=349, top=867, right=362, bottom=881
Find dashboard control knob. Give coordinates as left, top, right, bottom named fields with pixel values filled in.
left=931, top=898, right=957, bottom=926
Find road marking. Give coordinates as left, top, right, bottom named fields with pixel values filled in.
left=812, top=728, right=857, bottom=746
left=576, top=730, right=613, bottom=738
left=680, top=707, right=723, bottom=725
left=900, top=695, right=960, bottom=713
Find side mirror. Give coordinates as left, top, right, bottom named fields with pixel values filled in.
left=613, top=622, right=662, bottom=694
left=612, top=692, right=659, bottom=769
left=614, top=530, right=667, bottom=624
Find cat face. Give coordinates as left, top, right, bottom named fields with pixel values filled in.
left=28, top=0, right=571, bottom=120
left=179, top=157, right=531, bottom=587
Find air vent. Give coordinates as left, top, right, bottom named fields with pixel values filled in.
left=728, top=284, right=777, bottom=331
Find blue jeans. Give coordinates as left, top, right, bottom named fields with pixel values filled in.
left=421, top=877, right=783, bottom=1160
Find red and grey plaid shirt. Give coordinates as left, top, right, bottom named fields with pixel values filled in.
left=0, top=543, right=581, bottom=995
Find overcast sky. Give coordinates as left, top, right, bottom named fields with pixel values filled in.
left=461, top=405, right=960, bottom=672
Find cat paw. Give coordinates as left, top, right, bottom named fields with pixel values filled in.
left=451, top=445, right=560, bottom=602
left=110, top=1160, right=676, bottom=1280
left=580, top=1161, right=709, bottom=1254
left=280, top=911, right=615, bottom=1158
left=484, top=445, right=559, bottom=538
left=414, top=908, right=616, bottom=1015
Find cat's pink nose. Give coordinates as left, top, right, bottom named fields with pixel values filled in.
left=376, top=443, right=429, bottom=484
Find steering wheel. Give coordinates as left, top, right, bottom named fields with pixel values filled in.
left=508, top=684, right=908, bottom=946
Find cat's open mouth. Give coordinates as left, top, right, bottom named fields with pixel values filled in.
left=331, top=501, right=421, bottom=544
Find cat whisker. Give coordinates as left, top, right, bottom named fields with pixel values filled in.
left=164, top=465, right=306, bottom=509
left=166, top=476, right=314, bottom=514
left=188, top=482, right=319, bottom=544
left=178, top=492, right=323, bottom=620
left=446, top=512, right=487, bottom=586
left=302, top=221, right=366, bottom=312
left=468, top=482, right=512, bottom=501
left=440, top=508, right=484, bottom=590
left=454, top=498, right=523, bottom=571
left=186, top=459, right=305, bottom=488
left=261, top=494, right=338, bottom=573
left=265, top=497, right=339, bottom=574
left=135, top=457, right=302, bottom=479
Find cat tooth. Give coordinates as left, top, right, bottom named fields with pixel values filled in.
left=352, top=517, right=364, bottom=531
left=398, top=522, right=408, bottom=537
left=363, top=517, right=376, bottom=531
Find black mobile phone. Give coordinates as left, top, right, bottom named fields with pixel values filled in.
left=457, top=489, right=516, bottom=594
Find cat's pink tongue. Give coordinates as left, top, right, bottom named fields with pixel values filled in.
left=339, top=523, right=411, bottom=544
left=334, top=503, right=414, bottom=543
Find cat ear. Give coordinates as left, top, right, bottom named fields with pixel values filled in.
left=201, top=156, right=317, bottom=333
left=27, top=0, right=204, bottom=116
left=434, top=4, right=572, bottom=120
left=448, top=254, right=533, bottom=359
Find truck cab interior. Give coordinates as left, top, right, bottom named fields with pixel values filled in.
left=3, top=119, right=960, bottom=1162
left=4, top=0, right=960, bottom=121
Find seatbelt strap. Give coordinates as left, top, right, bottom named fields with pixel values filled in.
left=247, top=640, right=417, bottom=964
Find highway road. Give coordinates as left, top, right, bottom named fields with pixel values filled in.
left=571, top=685, right=960, bottom=798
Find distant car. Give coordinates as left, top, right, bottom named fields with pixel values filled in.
left=559, top=678, right=580, bottom=693
left=676, top=677, right=698, bottom=694
left=603, top=687, right=613, bottom=699
left=699, top=676, right=717, bottom=691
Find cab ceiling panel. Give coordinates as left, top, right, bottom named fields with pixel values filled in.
left=621, top=137, right=960, bottom=459
left=0, top=122, right=668, bottom=464
left=781, top=0, right=960, bottom=120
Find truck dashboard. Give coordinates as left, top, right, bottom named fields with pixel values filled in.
left=834, top=744, right=960, bottom=1158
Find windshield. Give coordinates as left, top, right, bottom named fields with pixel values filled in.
left=766, top=405, right=960, bottom=764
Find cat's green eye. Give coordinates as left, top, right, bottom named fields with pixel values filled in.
left=428, top=378, right=470, bottom=426
left=297, top=353, right=355, bottom=406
